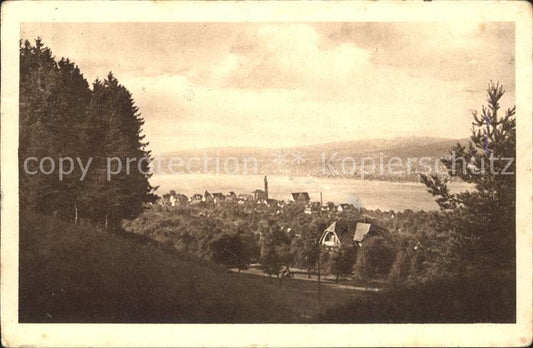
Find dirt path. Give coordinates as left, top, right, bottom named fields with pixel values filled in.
left=229, top=266, right=382, bottom=292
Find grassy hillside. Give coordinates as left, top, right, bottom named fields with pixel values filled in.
left=21, top=211, right=513, bottom=324
left=321, top=272, right=515, bottom=323
left=19, top=212, right=296, bottom=323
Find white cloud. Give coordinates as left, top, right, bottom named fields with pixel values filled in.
left=187, top=24, right=371, bottom=90
left=122, top=69, right=478, bottom=155
left=20, top=22, right=515, bottom=155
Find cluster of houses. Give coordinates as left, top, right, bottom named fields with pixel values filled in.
left=156, top=176, right=359, bottom=216
left=156, top=176, right=391, bottom=249
left=158, top=190, right=272, bottom=207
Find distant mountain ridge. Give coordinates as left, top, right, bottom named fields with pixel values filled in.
left=156, top=136, right=469, bottom=182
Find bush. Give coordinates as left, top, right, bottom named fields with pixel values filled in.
left=328, top=246, right=357, bottom=282
left=208, top=233, right=250, bottom=270
left=354, top=237, right=395, bottom=280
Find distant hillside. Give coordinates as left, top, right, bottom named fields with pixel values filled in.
left=19, top=212, right=294, bottom=323
left=157, top=136, right=469, bottom=181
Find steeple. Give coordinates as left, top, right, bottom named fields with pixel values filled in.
left=264, top=175, right=268, bottom=200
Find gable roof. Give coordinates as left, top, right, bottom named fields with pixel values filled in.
left=354, top=222, right=390, bottom=242
left=353, top=223, right=372, bottom=242
left=320, top=220, right=390, bottom=246
left=321, top=220, right=358, bottom=245
left=291, top=192, right=310, bottom=201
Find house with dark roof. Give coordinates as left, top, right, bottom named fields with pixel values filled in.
left=190, top=193, right=203, bottom=203
left=169, top=193, right=189, bottom=206
left=212, top=192, right=225, bottom=204
left=253, top=189, right=267, bottom=202
left=204, top=190, right=214, bottom=203
left=337, top=203, right=356, bottom=213
left=238, top=193, right=254, bottom=201
left=291, top=192, right=310, bottom=202
left=319, top=220, right=389, bottom=247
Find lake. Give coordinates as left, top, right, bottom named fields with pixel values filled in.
left=150, top=174, right=473, bottom=212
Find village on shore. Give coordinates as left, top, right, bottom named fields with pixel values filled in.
left=155, top=176, right=360, bottom=215
left=152, top=176, right=391, bottom=248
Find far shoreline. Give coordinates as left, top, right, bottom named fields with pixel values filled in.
left=150, top=173, right=473, bottom=212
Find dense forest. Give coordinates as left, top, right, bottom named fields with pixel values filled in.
left=19, top=38, right=156, bottom=230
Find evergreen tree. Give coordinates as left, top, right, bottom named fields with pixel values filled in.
left=20, top=39, right=156, bottom=229
left=420, top=81, right=516, bottom=267
left=19, top=38, right=91, bottom=218
left=81, top=73, right=156, bottom=230
left=53, top=58, right=91, bottom=222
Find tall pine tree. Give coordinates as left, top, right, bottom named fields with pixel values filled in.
left=80, top=73, right=156, bottom=230
left=420, top=81, right=516, bottom=267
left=20, top=39, right=156, bottom=228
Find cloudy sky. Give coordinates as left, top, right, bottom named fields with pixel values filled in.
left=21, top=22, right=514, bottom=154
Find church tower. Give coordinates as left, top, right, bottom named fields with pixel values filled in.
left=264, top=175, right=268, bottom=200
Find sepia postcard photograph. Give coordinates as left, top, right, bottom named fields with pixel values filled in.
left=1, top=1, right=532, bottom=347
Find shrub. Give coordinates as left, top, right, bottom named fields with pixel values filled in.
left=328, top=246, right=357, bottom=282
left=208, top=233, right=250, bottom=271
left=354, top=237, right=395, bottom=280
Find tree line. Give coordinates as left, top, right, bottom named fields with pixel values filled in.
left=20, top=38, right=156, bottom=230
left=123, top=202, right=396, bottom=282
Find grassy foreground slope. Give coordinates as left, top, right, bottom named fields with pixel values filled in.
left=19, top=212, right=293, bottom=323
left=321, top=272, right=515, bottom=323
